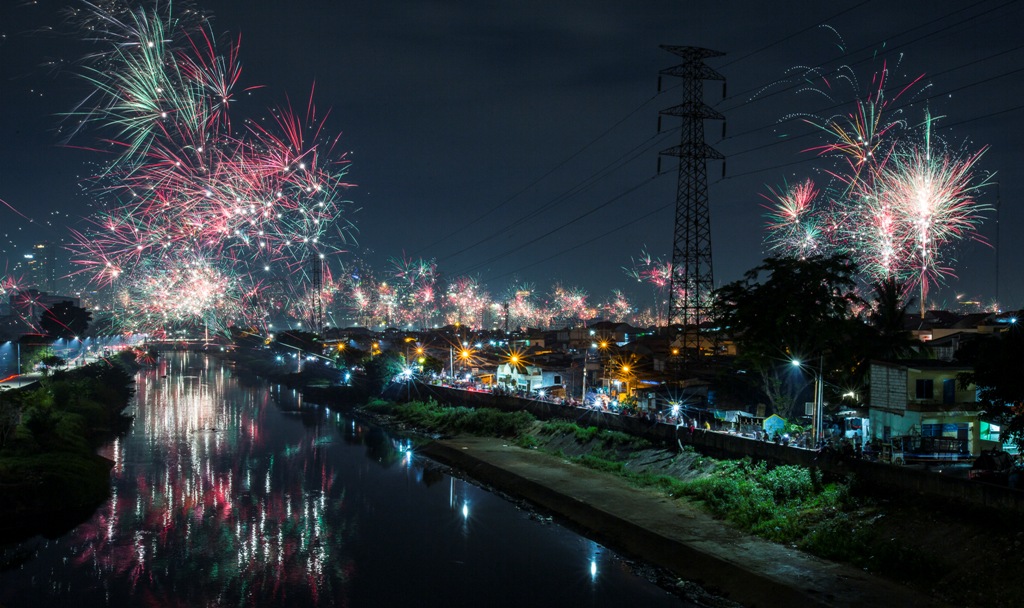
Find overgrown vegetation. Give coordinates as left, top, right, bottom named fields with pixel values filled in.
left=355, top=395, right=950, bottom=587
left=363, top=398, right=535, bottom=438
left=0, top=351, right=139, bottom=541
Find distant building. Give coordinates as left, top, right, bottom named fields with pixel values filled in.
left=24, top=241, right=58, bottom=293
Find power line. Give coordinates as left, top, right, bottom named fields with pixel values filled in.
left=409, top=1, right=905, bottom=263
left=450, top=174, right=663, bottom=278
left=410, top=91, right=664, bottom=260
left=720, top=101, right=1024, bottom=181
left=719, top=0, right=1010, bottom=112
left=436, top=129, right=678, bottom=265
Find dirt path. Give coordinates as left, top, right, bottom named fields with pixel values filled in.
left=421, top=436, right=948, bottom=608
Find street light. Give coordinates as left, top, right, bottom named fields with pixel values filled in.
left=581, top=342, right=596, bottom=405
left=620, top=364, right=633, bottom=398
left=792, top=356, right=824, bottom=446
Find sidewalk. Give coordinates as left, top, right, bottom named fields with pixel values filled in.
left=421, top=436, right=948, bottom=608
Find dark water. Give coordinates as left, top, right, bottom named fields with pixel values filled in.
left=0, top=353, right=689, bottom=607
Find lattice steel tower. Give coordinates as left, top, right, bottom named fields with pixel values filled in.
left=658, top=46, right=725, bottom=343
left=310, top=254, right=324, bottom=336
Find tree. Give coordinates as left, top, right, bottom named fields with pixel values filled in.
left=957, top=326, right=1024, bottom=452
left=39, top=301, right=92, bottom=340
left=866, top=277, right=918, bottom=360
left=275, top=330, right=321, bottom=354
left=419, top=354, right=445, bottom=375
left=713, top=255, right=865, bottom=418
left=363, top=351, right=405, bottom=394
left=39, top=354, right=66, bottom=376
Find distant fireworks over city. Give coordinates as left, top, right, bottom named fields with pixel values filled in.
left=762, top=59, right=993, bottom=308
left=0, top=0, right=680, bottom=334
left=0, top=2, right=1006, bottom=333
left=56, top=1, right=356, bottom=334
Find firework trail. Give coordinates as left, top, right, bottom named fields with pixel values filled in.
left=763, top=55, right=992, bottom=309
left=624, top=248, right=671, bottom=325
left=59, top=1, right=356, bottom=334
left=761, top=178, right=825, bottom=258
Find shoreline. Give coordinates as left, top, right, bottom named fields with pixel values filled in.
left=421, top=435, right=948, bottom=608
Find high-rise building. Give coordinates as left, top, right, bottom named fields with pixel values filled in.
left=25, top=241, right=57, bottom=293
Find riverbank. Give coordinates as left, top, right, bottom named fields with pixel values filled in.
left=350, top=397, right=1024, bottom=608
left=223, top=351, right=1023, bottom=607
left=0, top=352, right=138, bottom=543
left=421, top=435, right=944, bottom=608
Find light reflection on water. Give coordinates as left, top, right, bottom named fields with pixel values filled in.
left=1, top=353, right=688, bottom=607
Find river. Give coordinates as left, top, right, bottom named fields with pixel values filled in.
left=0, top=353, right=690, bottom=607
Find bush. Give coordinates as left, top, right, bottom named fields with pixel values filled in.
left=363, top=399, right=535, bottom=438
left=538, top=420, right=650, bottom=449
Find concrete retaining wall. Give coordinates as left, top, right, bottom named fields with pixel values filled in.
left=399, top=382, right=1024, bottom=514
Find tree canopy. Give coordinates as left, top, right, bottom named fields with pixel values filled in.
left=275, top=330, right=321, bottom=354
left=957, top=326, right=1024, bottom=451
left=39, top=301, right=92, bottom=340
left=712, top=255, right=865, bottom=418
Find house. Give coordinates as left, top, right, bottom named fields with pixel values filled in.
left=496, top=362, right=565, bottom=396
left=868, top=359, right=986, bottom=455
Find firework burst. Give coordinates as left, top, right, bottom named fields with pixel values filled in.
left=764, top=56, right=992, bottom=308
left=61, top=1, right=357, bottom=333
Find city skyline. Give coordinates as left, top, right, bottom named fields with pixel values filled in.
left=1, top=0, right=1022, bottom=313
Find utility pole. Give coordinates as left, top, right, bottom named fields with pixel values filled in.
left=658, top=45, right=725, bottom=358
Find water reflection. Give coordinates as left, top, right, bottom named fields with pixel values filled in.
left=1, top=354, right=689, bottom=607
left=17, top=354, right=353, bottom=606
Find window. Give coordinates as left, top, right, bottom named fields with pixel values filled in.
left=915, top=379, right=934, bottom=400
left=980, top=421, right=1001, bottom=443
left=553, top=375, right=562, bottom=385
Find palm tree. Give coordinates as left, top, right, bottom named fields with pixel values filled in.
left=868, top=277, right=918, bottom=360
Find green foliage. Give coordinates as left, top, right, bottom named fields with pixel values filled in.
left=576, top=453, right=627, bottom=474
left=0, top=356, right=137, bottom=531
left=418, top=354, right=445, bottom=375
left=20, top=341, right=55, bottom=374
left=537, top=420, right=651, bottom=449
left=0, top=400, right=18, bottom=449
left=39, top=301, right=92, bottom=340
left=712, top=255, right=867, bottom=418
left=365, top=399, right=535, bottom=437
left=714, top=255, right=862, bottom=359
left=362, top=351, right=405, bottom=394
left=865, top=277, right=918, bottom=360
left=672, top=458, right=858, bottom=548
left=514, top=434, right=539, bottom=449
left=0, top=451, right=113, bottom=510
left=569, top=450, right=863, bottom=559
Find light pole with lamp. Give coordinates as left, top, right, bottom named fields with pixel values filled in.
left=581, top=342, right=597, bottom=405
left=791, top=356, right=824, bottom=446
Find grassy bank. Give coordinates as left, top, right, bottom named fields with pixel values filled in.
left=359, top=397, right=1024, bottom=607
left=0, top=352, right=139, bottom=542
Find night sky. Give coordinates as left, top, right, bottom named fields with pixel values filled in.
left=1, top=0, right=1022, bottom=310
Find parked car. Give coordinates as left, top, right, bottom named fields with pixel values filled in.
left=968, top=449, right=1015, bottom=484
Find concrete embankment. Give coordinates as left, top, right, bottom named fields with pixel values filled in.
left=421, top=436, right=947, bottom=608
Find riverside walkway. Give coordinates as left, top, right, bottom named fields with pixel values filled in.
left=422, top=436, right=947, bottom=608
